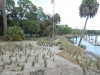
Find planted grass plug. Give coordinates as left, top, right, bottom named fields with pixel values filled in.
left=96, top=58, right=100, bottom=70
left=44, top=59, right=47, bottom=67
left=2, top=63, right=5, bottom=69
left=21, top=65, right=24, bottom=71
left=32, top=61, right=35, bottom=66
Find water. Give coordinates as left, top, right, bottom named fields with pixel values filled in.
left=89, top=36, right=100, bottom=42
left=74, top=36, right=100, bottom=57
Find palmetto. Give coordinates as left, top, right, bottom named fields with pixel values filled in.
left=78, top=0, right=99, bottom=46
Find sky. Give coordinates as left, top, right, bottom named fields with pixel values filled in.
left=31, top=0, right=100, bottom=30
left=15, top=0, right=100, bottom=30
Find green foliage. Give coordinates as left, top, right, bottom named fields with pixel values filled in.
left=57, top=25, right=72, bottom=35
left=5, top=26, right=25, bottom=41
left=67, top=39, right=74, bottom=44
left=46, top=25, right=56, bottom=35
left=54, top=13, right=61, bottom=24
left=17, top=0, right=37, bottom=20
left=0, top=0, right=62, bottom=37
left=87, top=30, right=100, bottom=35
left=80, top=0, right=99, bottom=18
left=80, top=44, right=86, bottom=49
left=22, top=20, right=40, bottom=34
left=56, top=41, right=62, bottom=45
left=72, top=29, right=82, bottom=35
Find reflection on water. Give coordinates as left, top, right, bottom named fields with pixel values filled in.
left=74, top=37, right=100, bottom=57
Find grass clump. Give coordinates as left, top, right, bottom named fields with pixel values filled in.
left=21, top=65, right=24, bottom=71
left=67, top=39, right=74, bottom=44
left=32, top=61, right=35, bottom=66
left=9, top=59, right=12, bottom=65
left=96, top=58, right=100, bottom=70
left=9, top=54, right=12, bottom=59
left=80, top=44, right=86, bottom=49
left=43, top=54, right=45, bottom=60
left=17, top=62, right=19, bottom=67
left=44, top=59, right=47, bottom=67
left=2, top=63, right=5, bottom=69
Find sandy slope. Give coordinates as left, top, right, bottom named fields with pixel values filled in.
left=0, top=40, right=100, bottom=75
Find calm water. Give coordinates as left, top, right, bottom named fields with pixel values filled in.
left=74, top=36, right=100, bottom=57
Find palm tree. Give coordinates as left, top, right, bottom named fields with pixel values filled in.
left=0, top=0, right=2, bottom=7
left=2, top=0, right=7, bottom=36
left=78, top=0, right=99, bottom=46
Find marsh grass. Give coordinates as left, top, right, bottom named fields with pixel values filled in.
left=56, top=35, right=97, bottom=71
left=96, top=58, right=100, bottom=70
left=21, top=65, right=24, bottom=71
left=25, top=49, right=27, bottom=55
left=2, top=62, right=5, bottom=69
left=43, top=54, right=45, bottom=60
left=2, top=52, right=4, bottom=55
left=32, top=61, right=35, bottom=66
left=1, top=57, right=3, bottom=61
left=36, top=57, right=38, bottom=63
left=52, top=58, right=55, bottom=61
left=9, top=59, right=12, bottom=65
left=82, top=68, right=86, bottom=74
left=19, top=43, right=24, bottom=51
left=17, top=62, right=19, bottom=67
left=44, top=58, right=47, bottom=67
left=9, top=54, right=12, bottom=59
left=19, top=54, right=21, bottom=59
left=50, top=51, right=52, bottom=58
left=16, top=58, right=17, bottom=62
left=8, top=41, right=11, bottom=52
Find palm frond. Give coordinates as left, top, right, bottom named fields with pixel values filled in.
left=79, top=0, right=99, bottom=18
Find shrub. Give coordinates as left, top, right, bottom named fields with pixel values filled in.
left=56, top=42, right=62, bottom=46
left=5, top=26, right=25, bottom=41
left=80, top=44, right=86, bottom=49
left=67, top=39, right=74, bottom=44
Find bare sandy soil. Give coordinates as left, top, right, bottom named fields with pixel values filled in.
left=0, top=40, right=100, bottom=75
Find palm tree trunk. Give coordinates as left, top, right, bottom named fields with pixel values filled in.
left=78, top=16, right=89, bottom=46
left=2, top=0, right=7, bottom=36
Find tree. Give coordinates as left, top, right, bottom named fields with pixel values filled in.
left=37, top=7, right=45, bottom=20
left=17, top=0, right=37, bottom=27
left=17, top=0, right=37, bottom=20
left=22, top=20, right=39, bottom=36
left=2, top=0, right=7, bottom=36
left=6, top=0, right=15, bottom=13
left=6, top=0, right=17, bottom=27
left=35, top=20, right=46, bottom=36
left=57, top=25, right=72, bottom=35
left=78, top=0, right=99, bottom=46
left=54, top=13, right=61, bottom=24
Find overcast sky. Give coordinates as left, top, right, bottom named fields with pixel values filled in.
left=30, top=0, right=100, bottom=30
left=15, top=0, right=100, bottom=30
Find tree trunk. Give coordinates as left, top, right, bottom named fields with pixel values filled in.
left=30, top=32, right=32, bottom=37
left=0, top=0, right=3, bottom=7
left=2, top=0, right=7, bottom=36
left=78, top=16, right=89, bottom=46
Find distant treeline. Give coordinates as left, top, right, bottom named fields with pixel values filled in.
left=73, top=29, right=100, bottom=35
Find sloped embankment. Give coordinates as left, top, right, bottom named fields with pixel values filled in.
left=56, top=35, right=100, bottom=75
